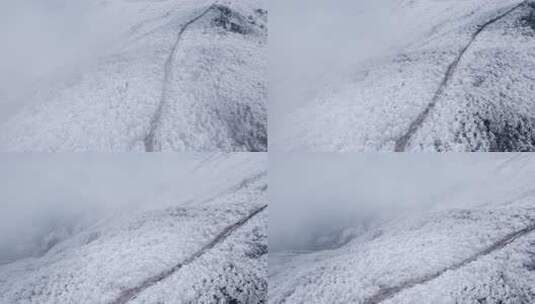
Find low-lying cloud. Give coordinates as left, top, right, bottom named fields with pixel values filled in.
left=0, top=153, right=245, bottom=264
left=0, top=0, right=127, bottom=121
left=269, top=153, right=514, bottom=251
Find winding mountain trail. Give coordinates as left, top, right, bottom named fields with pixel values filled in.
left=110, top=204, right=267, bottom=304
left=362, top=221, right=535, bottom=304
left=143, top=3, right=217, bottom=152
left=394, top=1, right=526, bottom=152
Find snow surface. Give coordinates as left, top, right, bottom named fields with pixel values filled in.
left=269, top=154, right=535, bottom=304
left=272, top=0, right=535, bottom=152
left=0, top=153, right=267, bottom=303
left=0, top=0, right=266, bottom=152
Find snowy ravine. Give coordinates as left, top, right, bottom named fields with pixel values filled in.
left=269, top=155, right=535, bottom=304
left=0, top=155, right=268, bottom=303
left=0, top=0, right=266, bottom=152
left=275, top=0, right=535, bottom=152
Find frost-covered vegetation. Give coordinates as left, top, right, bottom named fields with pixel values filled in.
left=0, top=153, right=267, bottom=303
left=0, top=0, right=266, bottom=152
left=270, top=154, right=535, bottom=304
left=272, top=0, right=535, bottom=152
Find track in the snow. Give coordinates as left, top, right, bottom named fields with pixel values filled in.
left=362, top=222, right=535, bottom=304
left=143, top=3, right=217, bottom=152
left=109, top=204, right=267, bottom=304
left=394, top=1, right=526, bottom=152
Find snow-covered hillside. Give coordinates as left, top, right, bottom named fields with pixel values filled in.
left=0, top=153, right=267, bottom=303
left=0, top=0, right=266, bottom=152
left=273, top=0, right=535, bottom=152
left=269, top=154, right=535, bottom=304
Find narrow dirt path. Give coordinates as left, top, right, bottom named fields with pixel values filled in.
left=394, top=1, right=525, bottom=152
left=362, top=222, right=535, bottom=304
left=109, top=204, right=267, bottom=304
left=143, top=3, right=217, bottom=152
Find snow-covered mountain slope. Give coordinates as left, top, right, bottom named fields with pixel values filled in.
left=269, top=155, right=535, bottom=304
left=0, top=154, right=267, bottom=303
left=0, top=0, right=266, bottom=152
left=274, top=0, right=535, bottom=152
